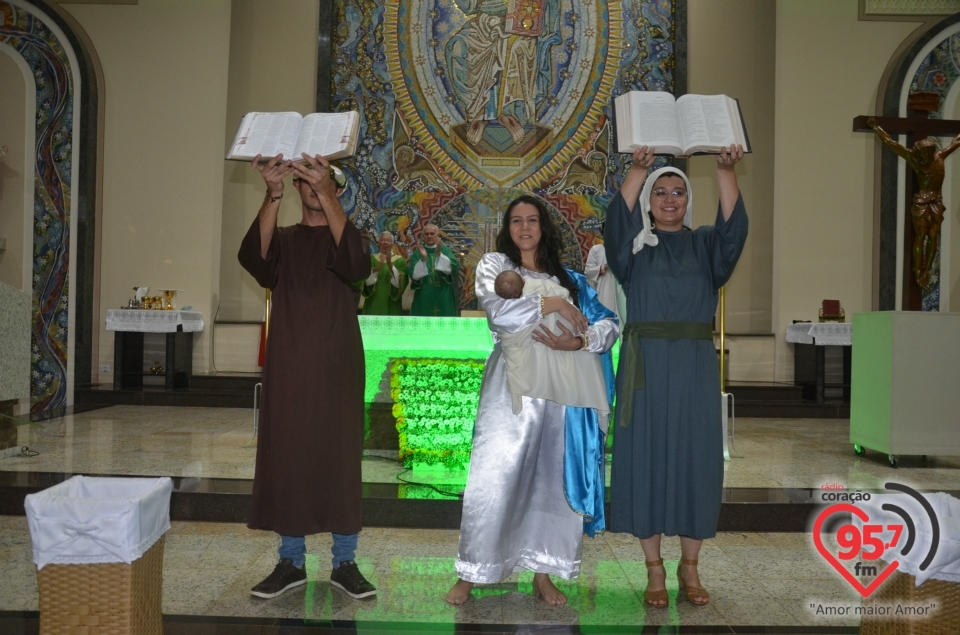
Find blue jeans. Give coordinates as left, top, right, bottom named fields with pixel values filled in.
left=278, top=533, right=358, bottom=569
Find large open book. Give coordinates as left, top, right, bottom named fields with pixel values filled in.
left=613, top=92, right=751, bottom=156
left=226, top=111, right=360, bottom=162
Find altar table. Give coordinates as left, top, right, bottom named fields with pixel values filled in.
left=850, top=311, right=960, bottom=465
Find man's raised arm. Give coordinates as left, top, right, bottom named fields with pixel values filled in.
left=253, top=154, right=295, bottom=258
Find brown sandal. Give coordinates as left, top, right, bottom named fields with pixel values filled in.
left=677, top=558, right=710, bottom=605
left=643, top=559, right=668, bottom=607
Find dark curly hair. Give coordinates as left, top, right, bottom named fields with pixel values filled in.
left=496, top=195, right=579, bottom=307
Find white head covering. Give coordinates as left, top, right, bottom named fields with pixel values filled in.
left=631, top=167, right=693, bottom=254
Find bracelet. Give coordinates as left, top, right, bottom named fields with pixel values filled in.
left=267, top=191, right=283, bottom=203
left=538, top=295, right=545, bottom=320
left=579, top=333, right=590, bottom=351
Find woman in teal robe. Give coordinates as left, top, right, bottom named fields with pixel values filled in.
left=606, top=146, right=748, bottom=608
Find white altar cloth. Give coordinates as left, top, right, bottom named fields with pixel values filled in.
left=106, top=309, right=204, bottom=333
left=785, top=322, right=851, bottom=346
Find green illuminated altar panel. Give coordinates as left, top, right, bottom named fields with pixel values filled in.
left=359, top=315, right=619, bottom=401
left=359, top=315, right=619, bottom=492
left=359, top=316, right=493, bottom=402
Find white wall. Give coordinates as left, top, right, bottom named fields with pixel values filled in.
left=63, top=0, right=233, bottom=379
left=218, top=0, right=319, bottom=324
left=59, top=0, right=947, bottom=386
left=688, top=0, right=776, bottom=334
left=772, top=0, right=921, bottom=381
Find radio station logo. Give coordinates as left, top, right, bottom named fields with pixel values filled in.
left=813, top=482, right=940, bottom=598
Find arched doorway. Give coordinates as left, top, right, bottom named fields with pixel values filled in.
left=0, top=0, right=101, bottom=418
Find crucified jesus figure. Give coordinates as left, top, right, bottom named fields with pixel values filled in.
left=868, top=117, right=960, bottom=288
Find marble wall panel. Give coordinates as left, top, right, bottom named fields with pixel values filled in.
left=0, top=281, right=30, bottom=402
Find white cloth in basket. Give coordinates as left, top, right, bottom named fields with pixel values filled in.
left=25, top=476, right=173, bottom=569
left=855, top=491, right=960, bottom=585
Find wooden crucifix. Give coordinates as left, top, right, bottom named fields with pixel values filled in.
left=854, top=91, right=960, bottom=310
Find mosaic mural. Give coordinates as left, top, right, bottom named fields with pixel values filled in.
left=0, top=1, right=75, bottom=415
left=907, top=26, right=960, bottom=311
left=332, top=0, right=676, bottom=308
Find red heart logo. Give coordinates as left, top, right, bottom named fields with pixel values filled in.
left=813, top=503, right=900, bottom=598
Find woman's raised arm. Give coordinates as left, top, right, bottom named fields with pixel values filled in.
left=605, top=147, right=655, bottom=285
left=716, top=144, right=744, bottom=221
left=619, top=147, right=655, bottom=210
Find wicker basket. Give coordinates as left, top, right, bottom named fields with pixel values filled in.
left=860, top=570, right=960, bottom=635
left=36, top=535, right=164, bottom=635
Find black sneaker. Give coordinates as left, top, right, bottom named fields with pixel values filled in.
left=250, top=558, right=307, bottom=599
left=330, top=560, right=377, bottom=599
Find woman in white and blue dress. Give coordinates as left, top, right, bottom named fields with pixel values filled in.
left=446, top=195, right=619, bottom=606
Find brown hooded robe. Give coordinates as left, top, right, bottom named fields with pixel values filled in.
left=238, top=218, right=371, bottom=536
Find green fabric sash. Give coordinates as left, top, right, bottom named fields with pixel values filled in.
left=618, top=321, right=714, bottom=428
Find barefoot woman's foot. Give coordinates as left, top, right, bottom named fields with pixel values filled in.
left=533, top=573, right=567, bottom=606
left=445, top=579, right=474, bottom=605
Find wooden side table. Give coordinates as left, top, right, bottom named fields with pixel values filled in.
left=792, top=342, right=851, bottom=404
left=106, top=309, right=204, bottom=391
left=113, top=330, right=193, bottom=390
left=786, top=322, right=853, bottom=404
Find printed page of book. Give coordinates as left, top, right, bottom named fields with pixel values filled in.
left=227, top=112, right=303, bottom=160
left=293, top=112, right=359, bottom=160
left=726, top=96, right=750, bottom=152
left=615, top=91, right=683, bottom=155
left=675, top=94, right=737, bottom=154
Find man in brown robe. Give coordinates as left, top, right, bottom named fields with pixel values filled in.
left=238, top=152, right=375, bottom=600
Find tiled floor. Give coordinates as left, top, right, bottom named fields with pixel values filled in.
left=3, top=405, right=959, bottom=490
left=4, top=405, right=954, bottom=631
left=0, top=516, right=865, bottom=628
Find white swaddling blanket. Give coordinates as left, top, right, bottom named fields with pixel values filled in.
left=498, top=278, right=610, bottom=418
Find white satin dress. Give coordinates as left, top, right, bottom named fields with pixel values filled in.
left=454, top=253, right=620, bottom=583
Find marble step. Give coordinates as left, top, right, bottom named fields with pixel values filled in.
left=0, top=470, right=824, bottom=532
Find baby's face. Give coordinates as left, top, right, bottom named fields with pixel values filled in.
left=495, top=271, right=524, bottom=299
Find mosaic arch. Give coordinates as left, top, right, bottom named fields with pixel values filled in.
left=332, top=0, right=679, bottom=308
left=0, top=0, right=78, bottom=414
